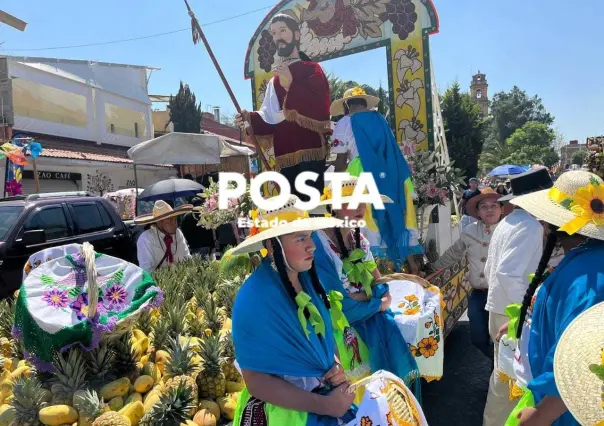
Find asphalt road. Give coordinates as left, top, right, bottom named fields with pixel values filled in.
left=422, top=315, right=492, bottom=426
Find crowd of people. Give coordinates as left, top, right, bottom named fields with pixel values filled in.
left=121, top=12, right=604, bottom=426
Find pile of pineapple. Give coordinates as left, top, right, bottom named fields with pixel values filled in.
left=0, top=255, right=250, bottom=426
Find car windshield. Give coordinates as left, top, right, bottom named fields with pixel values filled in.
left=0, top=206, right=24, bottom=241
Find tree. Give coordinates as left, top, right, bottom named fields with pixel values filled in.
left=440, top=81, right=486, bottom=179
left=541, top=149, right=560, bottom=168
left=489, top=86, right=554, bottom=143
left=572, top=149, right=589, bottom=166
left=167, top=82, right=202, bottom=133
left=87, top=170, right=114, bottom=196
left=504, top=121, right=555, bottom=166
left=327, top=74, right=389, bottom=117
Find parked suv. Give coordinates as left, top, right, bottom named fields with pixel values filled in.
left=0, top=192, right=136, bottom=297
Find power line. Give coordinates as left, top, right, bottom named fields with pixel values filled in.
left=2, top=4, right=275, bottom=52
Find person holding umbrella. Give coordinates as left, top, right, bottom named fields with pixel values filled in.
left=135, top=200, right=193, bottom=272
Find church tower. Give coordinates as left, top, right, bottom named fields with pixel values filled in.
left=470, top=71, right=489, bottom=117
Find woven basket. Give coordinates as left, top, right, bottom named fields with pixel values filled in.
left=376, top=272, right=433, bottom=289
left=81, top=242, right=140, bottom=340
left=349, top=373, right=422, bottom=426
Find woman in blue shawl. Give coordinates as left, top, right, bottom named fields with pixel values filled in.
left=496, top=171, right=604, bottom=426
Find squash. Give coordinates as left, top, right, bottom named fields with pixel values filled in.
left=100, top=378, right=131, bottom=400
left=133, top=376, right=154, bottom=394
left=108, top=396, right=124, bottom=411
left=38, top=405, right=78, bottom=425
left=119, top=401, right=144, bottom=425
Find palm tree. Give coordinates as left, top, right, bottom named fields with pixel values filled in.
left=478, top=137, right=511, bottom=175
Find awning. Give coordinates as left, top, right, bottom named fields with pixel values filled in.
left=127, top=132, right=254, bottom=165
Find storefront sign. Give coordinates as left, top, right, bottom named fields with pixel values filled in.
left=23, top=170, right=82, bottom=181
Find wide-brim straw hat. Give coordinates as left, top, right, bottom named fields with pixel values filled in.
left=330, top=87, right=380, bottom=117
left=511, top=171, right=604, bottom=240
left=554, top=301, right=604, bottom=425
left=318, top=175, right=393, bottom=207
left=466, top=187, right=513, bottom=220
left=134, top=200, right=193, bottom=225
left=231, top=195, right=344, bottom=255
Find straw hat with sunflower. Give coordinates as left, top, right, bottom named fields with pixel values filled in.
left=330, top=87, right=380, bottom=117
left=511, top=171, right=604, bottom=240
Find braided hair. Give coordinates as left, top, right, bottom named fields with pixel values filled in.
left=516, top=224, right=559, bottom=339
left=270, top=238, right=330, bottom=323
left=334, top=227, right=362, bottom=259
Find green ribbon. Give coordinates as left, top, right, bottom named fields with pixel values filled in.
left=328, top=290, right=347, bottom=331
left=504, top=303, right=523, bottom=342
left=295, top=291, right=326, bottom=340
left=342, top=248, right=377, bottom=297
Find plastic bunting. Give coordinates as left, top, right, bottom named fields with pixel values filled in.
left=5, top=179, right=22, bottom=196
left=24, top=142, right=43, bottom=159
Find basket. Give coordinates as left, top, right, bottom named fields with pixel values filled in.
left=376, top=272, right=433, bottom=289
left=14, top=242, right=163, bottom=371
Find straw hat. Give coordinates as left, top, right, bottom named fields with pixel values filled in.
left=554, top=301, right=604, bottom=425
left=511, top=171, right=604, bottom=240
left=330, top=87, right=380, bottom=117
left=134, top=200, right=193, bottom=225
left=231, top=195, right=344, bottom=255
left=466, top=187, right=513, bottom=220
left=318, top=175, right=393, bottom=207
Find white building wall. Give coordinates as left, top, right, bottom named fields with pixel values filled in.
left=8, top=57, right=154, bottom=148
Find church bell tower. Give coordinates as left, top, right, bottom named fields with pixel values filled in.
left=470, top=71, right=489, bottom=117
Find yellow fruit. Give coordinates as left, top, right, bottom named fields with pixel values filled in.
left=197, top=400, right=220, bottom=421
left=38, top=405, right=79, bottom=425
left=132, top=329, right=147, bottom=342
left=0, top=380, right=12, bottom=400
left=100, top=378, right=131, bottom=400
left=221, top=317, right=232, bottom=331
left=142, top=387, right=162, bottom=412
left=133, top=376, right=154, bottom=394
left=217, top=393, right=238, bottom=420
left=225, top=381, right=244, bottom=393
left=118, top=401, right=144, bottom=426
left=125, top=392, right=143, bottom=405
left=108, top=396, right=124, bottom=411
left=9, top=358, right=18, bottom=372
left=141, top=362, right=161, bottom=384
left=92, top=411, right=131, bottom=426
left=0, top=405, right=8, bottom=415
left=154, top=350, right=169, bottom=366
left=0, top=359, right=12, bottom=373
left=193, top=409, right=217, bottom=426
left=16, top=360, right=28, bottom=369
left=10, top=365, right=31, bottom=380
left=139, top=355, right=149, bottom=365
left=182, top=421, right=198, bottom=426
left=0, top=405, right=15, bottom=425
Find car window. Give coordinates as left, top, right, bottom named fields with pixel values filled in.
left=72, top=203, right=110, bottom=234
left=25, top=206, right=69, bottom=240
left=97, top=203, right=114, bottom=228
left=0, top=206, right=24, bottom=241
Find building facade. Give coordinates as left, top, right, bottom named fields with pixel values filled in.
left=470, top=72, right=489, bottom=117
left=560, top=139, right=588, bottom=168
left=0, top=56, right=174, bottom=194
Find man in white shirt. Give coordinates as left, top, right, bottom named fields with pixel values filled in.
left=482, top=168, right=553, bottom=426
left=135, top=200, right=193, bottom=272
left=432, top=188, right=512, bottom=359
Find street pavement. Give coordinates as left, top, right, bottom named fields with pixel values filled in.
left=422, top=314, right=492, bottom=426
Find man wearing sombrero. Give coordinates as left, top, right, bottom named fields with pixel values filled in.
left=330, top=86, right=418, bottom=269
left=135, top=200, right=193, bottom=271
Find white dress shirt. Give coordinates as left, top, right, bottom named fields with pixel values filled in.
left=485, top=209, right=543, bottom=315
left=433, top=221, right=497, bottom=290
left=331, top=115, right=359, bottom=162
left=136, top=226, right=191, bottom=272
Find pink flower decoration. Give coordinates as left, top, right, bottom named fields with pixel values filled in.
left=205, top=195, right=218, bottom=212
left=426, top=183, right=439, bottom=198
left=42, top=288, right=69, bottom=309
left=104, top=284, right=128, bottom=311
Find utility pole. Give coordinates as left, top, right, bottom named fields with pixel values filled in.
left=0, top=10, right=27, bottom=31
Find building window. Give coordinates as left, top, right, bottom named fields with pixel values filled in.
left=110, top=124, right=115, bottom=134
left=476, top=89, right=482, bottom=99
left=477, top=76, right=481, bottom=81
left=13, top=79, right=88, bottom=127
left=104, top=103, right=147, bottom=138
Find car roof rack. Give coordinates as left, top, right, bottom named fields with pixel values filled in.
left=26, top=191, right=95, bottom=202
left=0, top=195, right=27, bottom=202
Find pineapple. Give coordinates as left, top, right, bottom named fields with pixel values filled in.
left=86, top=342, right=115, bottom=385
left=164, top=300, right=188, bottom=340
left=11, top=377, right=48, bottom=426
left=140, top=380, right=195, bottom=426
left=221, top=331, right=241, bottom=382
left=73, top=389, right=106, bottom=426
left=200, top=296, right=223, bottom=336
left=136, top=310, right=155, bottom=336
left=92, top=411, right=131, bottom=426
left=215, top=278, right=241, bottom=319
left=52, top=348, right=88, bottom=404
left=111, top=333, right=138, bottom=380
left=196, top=334, right=226, bottom=399
left=163, top=337, right=200, bottom=402
left=150, top=317, right=171, bottom=355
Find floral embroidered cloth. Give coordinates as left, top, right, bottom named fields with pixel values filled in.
left=14, top=245, right=162, bottom=370
left=22, top=244, right=81, bottom=281
left=388, top=279, right=444, bottom=381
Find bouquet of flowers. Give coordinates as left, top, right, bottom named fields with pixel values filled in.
left=407, top=150, right=465, bottom=209
left=195, top=178, right=253, bottom=229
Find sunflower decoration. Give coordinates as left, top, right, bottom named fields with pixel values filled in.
left=559, top=179, right=604, bottom=234
left=588, top=345, right=604, bottom=409
left=360, top=416, right=373, bottom=426
left=417, top=336, right=438, bottom=358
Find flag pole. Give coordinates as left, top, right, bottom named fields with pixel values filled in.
left=182, top=0, right=272, bottom=172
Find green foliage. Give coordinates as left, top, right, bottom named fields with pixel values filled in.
left=327, top=74, right=390, bottom=123
left=168, top=81, right=203, bottom=133
left=572, top=149, right=589, bottom=166
left=441, top=81, right=487, bottom=179
left=504, top=121, right=556, bottom=166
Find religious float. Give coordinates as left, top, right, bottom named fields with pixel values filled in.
left=243, top=0, right=470, bottom=335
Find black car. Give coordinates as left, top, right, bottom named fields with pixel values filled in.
left=0, top=192, right=136, bottom=297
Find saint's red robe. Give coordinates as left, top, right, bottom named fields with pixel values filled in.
left=249, top=60, right=331, bottom=169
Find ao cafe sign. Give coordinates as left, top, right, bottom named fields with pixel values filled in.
left=218, top=172, right=386, bottom=211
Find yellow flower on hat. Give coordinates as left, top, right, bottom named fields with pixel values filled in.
left=559, top=182, right=604, bottom=234
left=349, top=87, right=366, bottom=97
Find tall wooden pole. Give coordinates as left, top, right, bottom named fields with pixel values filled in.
left=182, top=0, right=271, bottom=172
left=31, top=158, right=40, bottom=193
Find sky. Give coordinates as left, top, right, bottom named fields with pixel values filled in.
left=1, top=0, right=602, bottom=143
